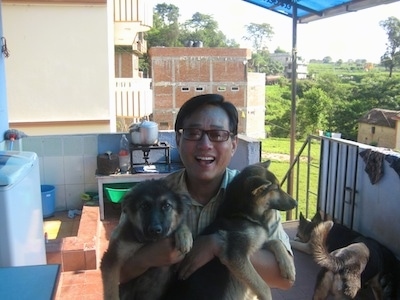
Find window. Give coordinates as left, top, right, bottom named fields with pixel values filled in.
left=217, top=86, right=226, bottom=92
left=195, top=87, right=204, bottom=92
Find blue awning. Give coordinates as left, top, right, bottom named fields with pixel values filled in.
left=243, top=0, right=399, bottom=23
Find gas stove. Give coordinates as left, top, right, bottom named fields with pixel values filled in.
left=130, top=141, right=170, bottom=167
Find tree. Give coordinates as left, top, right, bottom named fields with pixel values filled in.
left=180, top=12, right=231, bottom=47
left=297, top=87, right=332, bottom=138
left=274, top=47, right=287, bottom=53
left=322, top=56, right=332, bottom=64
left=242, top=23, right=274, bottom=51
left=146, top=3, right=181, bottom=47
left=380, top=16, right=400, bottom=77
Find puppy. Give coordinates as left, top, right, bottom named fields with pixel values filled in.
left=290, top=212, right=360, bottom=255
left=100, top=179, right=193, bottom=300
left=292, top=212, right=398, bottom=299
left=165, top=160, right=297, bottom=300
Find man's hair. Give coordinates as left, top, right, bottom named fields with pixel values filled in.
left=174, top=94, right=238, bottom=136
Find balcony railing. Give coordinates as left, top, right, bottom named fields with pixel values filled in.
left=114, top=0, right=152, bottom=26
left=115, top=78, right=153, bottom=131
left=113, top=0, right=152, bottom=47
left=281, top=135, right=400, bottom=258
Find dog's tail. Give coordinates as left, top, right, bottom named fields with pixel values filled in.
left=310, top=220, right=343, bottom=272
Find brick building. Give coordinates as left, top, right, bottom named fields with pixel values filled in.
left=148, top=47, right=266, bottom=139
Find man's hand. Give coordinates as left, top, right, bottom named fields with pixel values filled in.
left=177, top=233, right=222, bottom=280
left=120, top=237, right=185, bottom=283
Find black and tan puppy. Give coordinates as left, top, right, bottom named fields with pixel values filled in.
left=291, top=212, right=398, bottom=300
left=165, top=160, right=297, bottom=300
left=100, top=179, right=193, bottom=300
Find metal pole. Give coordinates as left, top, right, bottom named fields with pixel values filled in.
left=287, top=4, right=298, bottom=220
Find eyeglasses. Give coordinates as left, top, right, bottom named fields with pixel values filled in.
left=178, top=128, right=233, bottom=142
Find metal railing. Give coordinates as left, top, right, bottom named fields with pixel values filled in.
left=281, top=135, right=360, bottom=229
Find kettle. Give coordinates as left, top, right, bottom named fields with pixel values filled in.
left=129, top=120, right=159, bottom=145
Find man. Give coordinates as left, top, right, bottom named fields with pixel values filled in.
left=120, top=94, right=294, bottom=293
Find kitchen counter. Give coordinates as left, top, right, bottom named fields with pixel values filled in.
left=0, top=264, right=60, bottom=300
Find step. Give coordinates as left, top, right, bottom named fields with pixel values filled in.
left=46, top=206, right=99, bottom=272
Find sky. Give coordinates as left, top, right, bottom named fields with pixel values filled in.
left=152, top=0, right=400, bottom=63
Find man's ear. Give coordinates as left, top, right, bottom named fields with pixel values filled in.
left=175, top=132, right=181, bottom=147
left=231, top=135, right=238, bottom=156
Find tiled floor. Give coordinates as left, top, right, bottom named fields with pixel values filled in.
left=43, top=211, right=81, bottom=240
left=53, top=205, right=386, bottom=300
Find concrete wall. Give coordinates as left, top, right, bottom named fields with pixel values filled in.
left=319, top=137, right=400, bottom=259
left=3, top=2, right=111, bottom=134
left=357, top=122, right=396, bottom=148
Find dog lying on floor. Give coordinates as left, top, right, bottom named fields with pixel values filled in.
left=100, top=179, right=193, bottom=300
left=164, top=160, right=297, bottom=300
left=290, top=212, right=398, bottom=300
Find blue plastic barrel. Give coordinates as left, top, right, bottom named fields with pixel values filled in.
left=41, top=185, right=55, bottom=218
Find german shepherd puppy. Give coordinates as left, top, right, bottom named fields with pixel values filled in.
left=165, top=161, right=297, bottom=300
left=100, top=179, right=193, bottom=300
left=291, top=212, right=398, bottom=300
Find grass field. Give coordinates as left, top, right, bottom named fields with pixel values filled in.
left=260, top=137, right=321, bottom=221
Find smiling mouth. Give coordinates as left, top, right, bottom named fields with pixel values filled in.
left=196, top=156, right=215, bottom=164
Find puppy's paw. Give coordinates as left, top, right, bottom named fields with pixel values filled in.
left=267, top=239, right=296, bottom=282
left=174, top=224, right=193, bottom=254
left=278, top=260, right=296, bottom=282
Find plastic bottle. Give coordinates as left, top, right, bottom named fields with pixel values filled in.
left=119, top=134, right=130, bottom=173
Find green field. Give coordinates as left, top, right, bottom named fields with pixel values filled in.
left=260, top=137, right=321, bottom=221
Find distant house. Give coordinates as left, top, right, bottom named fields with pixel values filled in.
left=357, top=108, right=400, bottom=149
left=269, top=53, right=308, bottom=79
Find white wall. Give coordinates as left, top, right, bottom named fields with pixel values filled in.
left=3, top=4, right=110, bottom=128
left=0, top=1, right=9, bottom=138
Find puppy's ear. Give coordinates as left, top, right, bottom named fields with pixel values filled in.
left=245, top=176, right=272, bottom=196
left=259, top=160, right=271, bottom=169
left=311, top=211, right=322, bottom=223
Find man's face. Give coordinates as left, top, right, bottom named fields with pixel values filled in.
left=176, top=105, right=238, bottom=184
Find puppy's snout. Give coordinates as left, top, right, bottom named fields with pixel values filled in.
left=148, top=225, right=163, bottom=236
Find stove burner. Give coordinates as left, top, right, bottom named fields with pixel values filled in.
left=131, top=141, right=169, bottom=147
left=130, top=141, right=170, bottom=167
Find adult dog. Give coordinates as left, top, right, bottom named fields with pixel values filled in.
left=291, top=212, right=398, bottom=299
left=165, top=160, right=297, bottom=300
left=100, top=179, right=193, bottom=300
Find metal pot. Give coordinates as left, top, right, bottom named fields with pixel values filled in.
left=129, top=120, right=159, bottom=145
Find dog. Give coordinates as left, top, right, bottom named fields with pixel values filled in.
left=290, top=212, right=360, bottom=255
left=164, top=160, right=297, bottom=300
left=291, top=212, right=398, bottom=299
left=100, top=179, right=193, bottom=300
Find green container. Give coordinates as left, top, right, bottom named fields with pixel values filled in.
left=104, top=183, right=137, bottom=204
left=105, top=187, right=130, bottom=203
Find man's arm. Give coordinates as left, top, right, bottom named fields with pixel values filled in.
left=250, top=249, right=294, bottom=290
left=177, top=234, right=294, bottom=290
left=119, top=237, right=184, bottom=283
